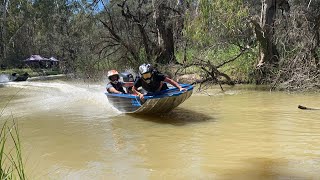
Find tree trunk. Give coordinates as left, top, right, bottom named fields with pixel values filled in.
left=0, top=0, right=9, bottom=64
left=118, top=1, right=151, bottom=62
left=153, top=1, right=176, bottom=64
left=311, top=14, right=320, bottom=70
left=256, top=0, right=279, bottom=67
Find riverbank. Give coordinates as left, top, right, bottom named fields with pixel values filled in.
left=0, top=68, right=65, bottom=83
left=27, top=74, right=67, bottom=81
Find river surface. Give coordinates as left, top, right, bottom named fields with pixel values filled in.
left=1, top=80, right=320, bottom=180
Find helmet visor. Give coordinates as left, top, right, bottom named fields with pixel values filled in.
left=142, top=72, right=152, bottom=79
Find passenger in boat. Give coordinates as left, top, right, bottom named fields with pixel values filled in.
left=120, top=72, right=135, bottom=94
left=132, top=63, right=186, bottom=100
left=106, top=70, right=133, bottom=94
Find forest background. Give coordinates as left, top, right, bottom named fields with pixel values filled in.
left=0, top=0, right=319, bottom=91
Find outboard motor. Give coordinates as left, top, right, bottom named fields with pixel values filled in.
left=120, top=72, right=134, bottom=94
left=120, top=72, right=134, bottom=82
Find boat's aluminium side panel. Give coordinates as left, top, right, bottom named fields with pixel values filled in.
left=133, top=90, right=193, bottom=113
left=106, top=95, right=141, bottom=112
left=105, top=84, right=193, bottom=113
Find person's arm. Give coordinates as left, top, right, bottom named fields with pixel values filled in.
left=164, top=77, right=186, bottom=91
left=132, top=86, right=144, bottom=100
left=132, top=78, right=145, bottom=100
left=107, top=87, right=123, bottom=94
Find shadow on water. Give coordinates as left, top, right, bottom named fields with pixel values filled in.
left=221, top=157, right=312, bottom=179
left=128, top=108, right=214, bottom=126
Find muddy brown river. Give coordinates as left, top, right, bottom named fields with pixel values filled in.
left=1, top=80, right=320, bottom=179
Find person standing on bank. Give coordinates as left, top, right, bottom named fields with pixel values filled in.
left=106, top=70, right=133, bottom=94
left=132, top=63, right=186, bottom=100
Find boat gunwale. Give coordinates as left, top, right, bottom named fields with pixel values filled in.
left=104, top=83, right=193, bottom=100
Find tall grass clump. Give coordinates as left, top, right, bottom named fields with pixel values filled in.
left=1, top=102, right=26, bottom=179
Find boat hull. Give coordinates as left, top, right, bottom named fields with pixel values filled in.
left=105, top=84, right=193, bottom=114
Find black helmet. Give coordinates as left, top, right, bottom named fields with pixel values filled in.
left=120, top=72, right=134, bottom=82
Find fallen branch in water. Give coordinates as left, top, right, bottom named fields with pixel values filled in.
left=298, top=105, right=320, bottom=110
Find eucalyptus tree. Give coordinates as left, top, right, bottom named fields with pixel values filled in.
left=0, top=0, right=77, bottom=67
left=33, top=0, right=104, bottom=77
left=152, top=0, right=187, bottom=64
left=252, top=0, right=290, bottom=68
left=31, top=0, right=77, bottom=58
left=32, top=0, right=65, bottom=56
left=90, top=0, right=186, bottom=68
left=269, top=0, right=320, bottom=90
left=0, top=0, right=34, bottom=66
left=0, top=0, right=105, bottom=77
left=178, top=0, right=253, bottom=86
left=0, top=0, right=9, bottom=64
left=96, top=0, right=151, bottom=66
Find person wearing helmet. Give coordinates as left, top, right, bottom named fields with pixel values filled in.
left=132, top=63, right=186, bottom=100
left=119, top=72, right=135, bottom=94
left=106, top=70, right=133, bottom=94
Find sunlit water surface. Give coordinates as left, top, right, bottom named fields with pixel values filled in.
left=1, top=80, right=320, bottom=180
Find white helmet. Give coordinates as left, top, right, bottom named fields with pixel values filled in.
left=139, top=63, right=152, bottom=75
left=107, top=70, right=119, bottom=83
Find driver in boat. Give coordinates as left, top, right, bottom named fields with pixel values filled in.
left=106, top=70, right=133, bottom=94
left=132, top=63, right=186, bottom=101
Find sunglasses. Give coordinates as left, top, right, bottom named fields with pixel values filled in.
left=142, top=72, right=152, bottom=79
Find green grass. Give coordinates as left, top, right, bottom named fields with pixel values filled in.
left=0, top=121, right=26, bottom=180
left=1, top=68, right=62, bottom=77
left=0, top=95, right=26, bottom=180
left=0, top=68, right=36, bottom=77
left=175, top=45, right=257, bottom=83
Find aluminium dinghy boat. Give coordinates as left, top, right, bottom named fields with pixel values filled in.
left=105, top=83, right=193, bottom=114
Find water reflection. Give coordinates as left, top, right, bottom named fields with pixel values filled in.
left=128, top=108, right=214, bottom=126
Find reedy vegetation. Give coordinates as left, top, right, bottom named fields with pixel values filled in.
left=0, top=0, right=319, bottom=90
left=0, top=120, right=25, bottom=180
left=0, top=98, right=26, bottom=179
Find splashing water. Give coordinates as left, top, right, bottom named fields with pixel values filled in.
left=0, top=74, right=9, bottom=83
left=2, top=80, right=121, bottom=118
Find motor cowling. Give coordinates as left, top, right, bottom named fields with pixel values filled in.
left=120, top=72, right=134, bottom=82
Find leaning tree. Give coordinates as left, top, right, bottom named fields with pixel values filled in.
left=91, top=0, right=186, bottom=67
left=251, top=0, right=290, bottom=84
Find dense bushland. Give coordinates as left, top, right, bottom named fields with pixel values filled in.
left=0, top=0, right=319, bottom=90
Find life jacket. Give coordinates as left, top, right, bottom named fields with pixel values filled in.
left=108, top=82, right=126, bottom=94
left=140, top=71, right=168, bottom=92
